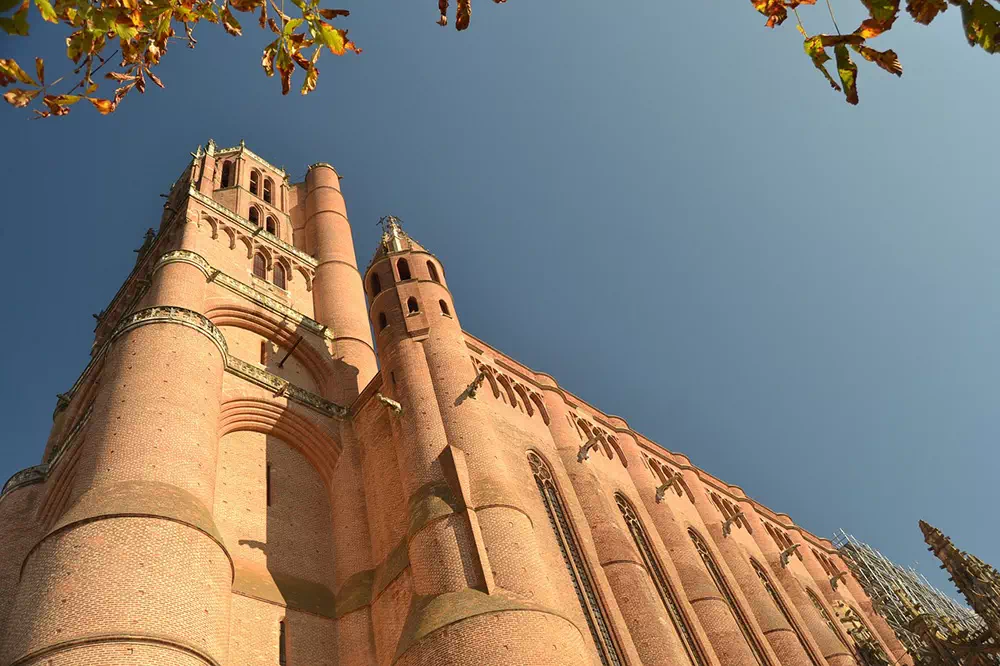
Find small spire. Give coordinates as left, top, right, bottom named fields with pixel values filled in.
left=378, top=215, right=408, bottom=254
left=206, top=138, right=216, bottom=156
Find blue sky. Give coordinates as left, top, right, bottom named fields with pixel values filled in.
left=2, top=0, right=998, bottom=599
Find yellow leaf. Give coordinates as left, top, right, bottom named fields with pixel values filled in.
left=3, top=87, right=40, bottom=107
left=0, top=58, right=36, bottom=85
left=34, top=57, right=43, bottom=85
left=300, top=63, right=318, bottom=94
left=34, top=0, right=56, bottom=22
left=88, top=97, right=115, bottom=114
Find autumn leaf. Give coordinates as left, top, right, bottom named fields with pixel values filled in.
left=314, top=21, right=346, bottom=54
left=301, top=63, right=318, bottom=94
left=855, top=0, right=900, bottom=36
left=852, top=44, right=903, bottom=75
left=456, top=0, right=470, bottom=29
left=262, top=39, right=278, bottom=75
left=0, top=0, right=18, bottom=11
left=276, top=44, right=293, bottom=94
left=147, top=68, right=164, bottom=88
left=803, top=35, right=841, bottom=91
left=88, top=97, right=115, bottom=114
left=41, top=94, right=73, bottom=115
left=835, top=43, right=859, bottom=104
left=906, top=0, right=948, bottom=22
left=221, top=5, right=242, bottom=35
left=0, top=58, right=37, bottom=85
left=33, top=0, right=56, bottom=22
left=3, top=87, right=40, bottom=107
left=438, top=0, right=448, bottom=24
left=34, top=57, right=43, bottom=85
left=960, top=0, right=1000, bottom=52
left=0, top=1, right=30, bottom=35
left=317, top=7, right=348, bottom=18
left=752, top=0, right=787, bottom=27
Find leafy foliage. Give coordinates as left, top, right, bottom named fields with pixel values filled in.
left=0, top=0, right=996, bottom=114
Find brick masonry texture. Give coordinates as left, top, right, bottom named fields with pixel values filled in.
left=0, top=142, right=913, bottom=666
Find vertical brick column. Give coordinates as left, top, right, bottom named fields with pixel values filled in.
left=690, top=487, right=810, bottom=666
left=304, top=164, right=377, bottom=404
left=541, top=392, right=693, bottom=666
left=0, top=253, right=232, bottom=666
left=367, top=245, right=594, bottom=666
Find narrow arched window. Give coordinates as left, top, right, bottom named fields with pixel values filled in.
left=253, top=252, right=267, bottom=280
left=439, top=299, right=450, bottom=316
left=427, top=260, right=440, bottom=283
left=377, top=312, right=388, bottom=331
left=263, top=177, right=273, bottom=204
left=273, top=262, right=286, bottom=289
left=397, top=258, right=411, bottom=281
left=370, top=273, right=382, bottom=297
left=751, top=560, right=822, bottom=666
left=616, top=494, right=705, bottom=666
left=689, top=529, right=769, bottom=665
left=249, top=206, right=260, bottom=226
left=266, top=215, right=277, bottom=236
left=278, top=618, right=287, bottom=664
left=807, top=589, right=849, bottom=647
left=528, top=451, right=623, bottom=666
left=407, top=297, right=419, bottom=314
left=220, top=160, right=233, bottom=187
left=250, top=170, right=260, bottom=196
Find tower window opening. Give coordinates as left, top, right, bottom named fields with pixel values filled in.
left=263, top=177, right=274, bottom=204
left=279, top=619, right=287, bottom=664
left=249, top=207, right=260, bottom=226
left=266, top=216, right=278, bottom=236
left=253, top=252, right=267, bottom=280
left=407, top=297, right=419, bottom=314
left=397, top=258, right=411, bottom=281
left=220, top=160, right=233, bottom=188
left=427, top=261, right=440, bottom=283
left=439, top=300, right=450, bottom=316
left=370, top=273, right=382, bottom=297
left=260, top=340, right=268, bottom=364
left=273, top=262, right=286, bottom=289
left=266, top=463, right=272, bottom=506
left=250, top=170, right=260, bottom=196
left=378, top=312, right=388, bottom=331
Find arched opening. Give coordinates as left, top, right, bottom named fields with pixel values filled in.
left=250, top=169, right=260, bottom=196
left=253, top=252, right=267, bottom=280
left=370, top=273, right=382, bottom=297
left=407, top=297, right=419, bottom=314
left=751, top=559, right=821, bottom=666
left=377, top=312, right=388, bottom=331
left=439, top=299, right=450, bottom=316
left=220, top=160, right=234, bottom=188
left=397, top=258, right=411, bottom=281
left=427, top=260, right=440, bottom=283
left=266, top=215, right=277, bottom=235
left=263, top=177, right=274, bottom=204
left=279, top=618, right=287, bottom=664
left=273, top=262, right=286, bottom=289
left=249, top=206, right=260, bottom=226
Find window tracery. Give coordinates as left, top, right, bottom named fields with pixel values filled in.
left=528, top=451, right=623, bottom=666
left=616, top=493, right=705, bottom=666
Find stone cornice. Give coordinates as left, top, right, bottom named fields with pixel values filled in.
left=214, top=143, right=287, bottom=180
left=154, top=250, right=333, bottom=343
left=112, top=305, right=230, bottom=358
left=0, top=465, right=47, bottom=498
left=188, top=187, right=317, bottom=268
left=227, top=357, right=348, bottom=419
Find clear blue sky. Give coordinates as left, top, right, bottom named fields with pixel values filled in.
left=1, top=0, right=997, bottom=599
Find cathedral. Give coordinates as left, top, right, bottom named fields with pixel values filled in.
left=0, top=141, right=912, bottom=666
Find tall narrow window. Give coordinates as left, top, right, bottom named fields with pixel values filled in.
left=370, top=273, right=382, bottom=297
left=528, top=451, right=623, bottom=666
left=807, top=589, right=848, bottom=647
left=266, top=216, right=278, bottom=236
left=439, top=299, right=450, bottom=316
left=253, top=252, right=267, bottom=279
left=407, top=297, right=419, bottom=314
left=616, top=494, right=705, bottom=666
left=220, top=160, right=233, bottom=187
left=266, top=463, right=273, bottom=506
left=260, top=340, right=268, bottom=364
left=263, top=177, right=273, bottom=204
left=689, top=529, right=769, bottom=666
left=397, top=258, right=411, bottom=281
left=751, top=560, right=821, bottom=666
left=427, top=260, right=440, bottom=283
left=249, top=206, right=260, bottom=226
left=378, top=312, right=388, bottom=331
left=250, top=170, right=260, bottom=196
left=273, top=262, right=286, bottom=289
left=278, top=619, right=287, bottom=664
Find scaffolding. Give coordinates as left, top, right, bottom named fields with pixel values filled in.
left=831, top=528, right=985, bottom=657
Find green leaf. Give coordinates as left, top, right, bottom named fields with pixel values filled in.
left=0, top=0, right=20, bottom=12
left=283, top=16, right=302, bottom=34
left=834, top=43, right=859, bottom=104
left=33, top=0, right=55, bottom=22
left=961, top=0, right=1000, bottom=52
left=0, top=0, right=30, bottom=35
left=803, top=36, right=841, bottom=92
left=315, top=20, right=345, bottom=54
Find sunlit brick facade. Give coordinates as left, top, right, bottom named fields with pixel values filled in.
left=0, top=141, right=912, bottom=666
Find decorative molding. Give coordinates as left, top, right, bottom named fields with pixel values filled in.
left=112, top=306, right=230, bottom=359
left=1, top=464, right=48, bottom=498
left=189, top=188, right=317, bottom=268
left=155, top=250, right=332, bottom=342
left=226, top=357, right=348, bottom=419
left=48, top=403, right=94, bottom=467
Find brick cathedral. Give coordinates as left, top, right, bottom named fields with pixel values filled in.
left=0, top=141, right=912, bottom=666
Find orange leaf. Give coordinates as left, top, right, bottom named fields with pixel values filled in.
left=317, top=7, right=349, bottom=18
left=456, top=0, right=470, bottom=29
left=34, top=57, right=43, bottom=85
left=852, top=44, right=903, bottom=75
left=88, top=97, right=115, bottom=114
